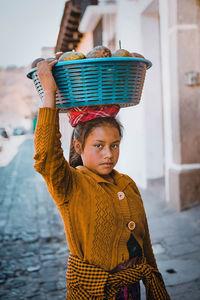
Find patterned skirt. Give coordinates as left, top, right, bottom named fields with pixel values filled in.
left=110, top=257, right=141, bottom=300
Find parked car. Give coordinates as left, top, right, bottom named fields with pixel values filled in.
left=0, top=127, right=9, bottom=138
left=13, top=126, right=25, bottom=136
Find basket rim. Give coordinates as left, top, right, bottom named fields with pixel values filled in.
left=27, top=57, right=152, bottom=79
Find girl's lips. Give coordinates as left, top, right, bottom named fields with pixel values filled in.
left=100, top=163, right=113, bottom=167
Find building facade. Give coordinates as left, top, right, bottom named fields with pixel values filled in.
left=56, top=0, right=200, bottom=211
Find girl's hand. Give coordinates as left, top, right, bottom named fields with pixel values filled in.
left=36, top=59, right=58, bottom=95
left=36, top=59, right=58, bottom=109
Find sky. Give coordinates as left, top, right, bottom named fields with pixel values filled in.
left=0, top=0, right=66, bottom=68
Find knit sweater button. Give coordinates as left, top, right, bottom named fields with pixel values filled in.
left=117, top=191, right=125, bottom=200
left=127, top=221, right=136, bottom=231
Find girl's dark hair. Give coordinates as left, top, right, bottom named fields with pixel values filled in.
left=69, top=117, right=123, bottom=168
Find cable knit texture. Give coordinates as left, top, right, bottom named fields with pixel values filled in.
left=33, top=108, right=168, bottom=298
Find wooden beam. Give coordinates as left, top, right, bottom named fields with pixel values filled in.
left=62, top=38, right=81, bottom=44
left=55, top=0, right=82, bottom=53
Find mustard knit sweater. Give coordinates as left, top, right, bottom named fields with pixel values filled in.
left=33, top=107, right=158, bottom=272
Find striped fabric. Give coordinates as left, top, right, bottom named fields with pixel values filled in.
left=66, top=255, right=170, bottom=300
left=67, top=105, right=120, bottom=127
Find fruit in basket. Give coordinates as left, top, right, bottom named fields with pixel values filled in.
left=31, top=58, right=45, bottom=68
left=112, top=40, right=132, bottom=57
left=55, top=52, right=64, bottom=59
left=86, top=46, right=111, bottom=58
left=131, top=52, right=145, bottom=59
left=59, top=51, right=85, bottom=61
left=45, top=57, right=56, bottom=61
left=112, top=49, right=132, bottom=57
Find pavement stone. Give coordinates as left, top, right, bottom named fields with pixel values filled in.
left=140, top=188, right=200, bottom=299
left=191, top=234, right=200, bottom=247
left=0, top=138, right=67, bottom=299
left=158, top=259, right=200, bottom=286
left=0, top=136, right=200, bottom=299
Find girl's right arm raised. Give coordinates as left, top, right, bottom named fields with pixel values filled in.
left=33, top=59, right=73, bottom=206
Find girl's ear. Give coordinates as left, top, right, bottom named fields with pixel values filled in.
left=73, top=139, right=82, bottom=155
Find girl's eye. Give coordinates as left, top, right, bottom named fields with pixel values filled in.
left=95, top=144, right=103, bottom=149
left=111, top=144, right=119, bottom=149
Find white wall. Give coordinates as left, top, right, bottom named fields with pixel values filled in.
left=59, top=113, right=73, bottom=160
left=114, top=0, right=146, bottom=187
left=141, top=6, right=164, bottom=179
left=115, top=0, right=164, bottom=187
left=158, top=0, right=172, bottom=202
left=102, top=14, right=116, bottom=51
left=116, top=104, right=147, bottom=187
left=116, top=0, right=142, bottom=52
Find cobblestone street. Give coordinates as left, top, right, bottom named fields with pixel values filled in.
left=0, top=137, right=68, bottom=299
left=0, top=136, right=200, bottom=299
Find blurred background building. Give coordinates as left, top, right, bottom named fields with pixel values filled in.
left=55, top=0, right=200, bottom=211
left=0, top=66, right=38, bottom=133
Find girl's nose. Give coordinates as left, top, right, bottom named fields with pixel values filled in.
left=103, top=146, right=113, bottom=158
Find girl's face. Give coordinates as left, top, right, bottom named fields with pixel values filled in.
left=78, top=125, right=120, bottom=176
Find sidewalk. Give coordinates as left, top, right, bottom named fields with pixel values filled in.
left=140, top=186, right=200, bottom=299
left=0, top=136, right=199, bottom=299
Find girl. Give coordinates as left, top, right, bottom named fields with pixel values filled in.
left=34, top=59, right=170, bottom=299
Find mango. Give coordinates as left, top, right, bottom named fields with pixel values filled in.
left=86, top=46, right=111, bottom=58
left=55, top=52, right=64, bottom=59
left=59, top=51, right=85, bottom=61
left=31, top=58, right=44, bottom=68
left=112, top=49, right=132, bottom=57
left=131, top=52, right=145, bottom=59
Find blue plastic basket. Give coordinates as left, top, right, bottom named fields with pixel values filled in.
left=27, top=57, right=152, bottom=111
